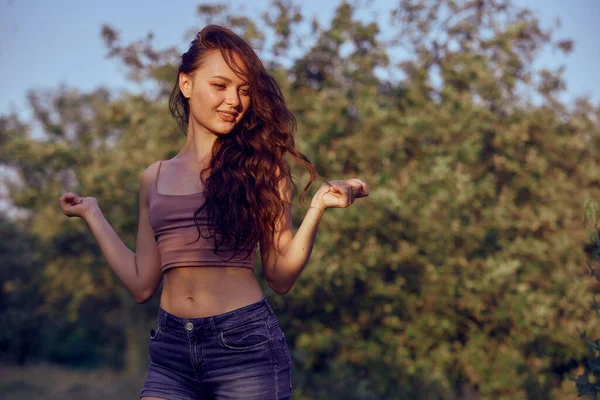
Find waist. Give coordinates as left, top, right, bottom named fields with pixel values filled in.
left=160, top=266, right=264, bottom=318
left=156, top=296, right=276, bottom=337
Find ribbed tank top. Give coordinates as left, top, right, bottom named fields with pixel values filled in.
left=148, top=161, right=257, bottom=273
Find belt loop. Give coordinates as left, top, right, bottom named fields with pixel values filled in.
left=265, top=297, right=275, bottom=316
left=209, top=317, right=217, bottom=334
left=161, top=308, right=168, bottom=330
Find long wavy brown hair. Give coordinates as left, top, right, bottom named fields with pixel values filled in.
left=169, top=25, right=323, bottom=260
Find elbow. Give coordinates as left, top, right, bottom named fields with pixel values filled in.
left=133, top=293, right=151, bottom=304
left=133, top=288, right=154, bottom=304
left=268, top=280, right=293, bottom=295
left=272, top=286, right=292, bottom=295
left=264, top=264, right=297, bottom=295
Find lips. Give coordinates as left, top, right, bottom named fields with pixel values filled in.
left=216, top=110, right=239, bottom=122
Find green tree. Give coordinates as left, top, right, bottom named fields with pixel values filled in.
left=1, top=1, right=599, bottom=399
left=0, top=213, right=42, bottom=365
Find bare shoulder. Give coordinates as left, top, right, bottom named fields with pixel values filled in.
left=140, top=160, right=163, bottom=188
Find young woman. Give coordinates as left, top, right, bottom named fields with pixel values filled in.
left=59, top=25, right=368, bottom=400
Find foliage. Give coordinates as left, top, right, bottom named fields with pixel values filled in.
left=576, top=200, right=600, bottom=400
left=2, top=0, right=600, bottom=399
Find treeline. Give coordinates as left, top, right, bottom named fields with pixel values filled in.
left=1, top=1, right=599, bottom=399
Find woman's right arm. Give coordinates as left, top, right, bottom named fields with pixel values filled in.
left=59, top=162, right=163, bottom=303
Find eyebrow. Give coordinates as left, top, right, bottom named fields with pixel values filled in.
left=210, top=75, right=249, bottom=86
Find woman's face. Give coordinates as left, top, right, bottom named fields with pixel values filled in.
left=179, top=50, right=252, bottom=135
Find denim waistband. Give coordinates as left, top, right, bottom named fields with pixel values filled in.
left=157, top=296, right=275, bottom=335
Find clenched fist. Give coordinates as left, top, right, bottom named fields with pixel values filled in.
left=310, top=179, right=369, bottom=211
left=59, top=192, right=98, bottom=219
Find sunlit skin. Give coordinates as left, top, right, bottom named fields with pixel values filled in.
left=58, top=50, right=370, bottom=321
left=57, top=28, right=369, bottom=400
left=177, top=50, right=252, bottom=165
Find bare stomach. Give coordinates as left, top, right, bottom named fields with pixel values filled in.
left=160, top=266, right=264, bottom=318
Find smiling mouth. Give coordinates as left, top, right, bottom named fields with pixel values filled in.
left=217, top=110, right=239, bottom=122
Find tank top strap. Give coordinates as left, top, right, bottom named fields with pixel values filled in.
left=155, top=160, right=164, bottom=190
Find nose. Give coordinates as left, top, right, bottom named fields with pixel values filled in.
left=225, top=88, right=241, bottom=109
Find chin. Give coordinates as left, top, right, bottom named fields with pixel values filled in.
left=210, top=125, right=237, bottom=135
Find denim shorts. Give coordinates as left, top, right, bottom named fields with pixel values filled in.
left=140, top=297, right=293, bottom=400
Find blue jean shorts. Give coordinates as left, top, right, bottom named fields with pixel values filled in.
left=139, top=297, right=293, bottom=400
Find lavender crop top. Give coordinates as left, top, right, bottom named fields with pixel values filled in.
left=148, top=161, right=258, bottom=273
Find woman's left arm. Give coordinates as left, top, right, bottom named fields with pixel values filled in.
left=260, top=175, right=369, bottom=294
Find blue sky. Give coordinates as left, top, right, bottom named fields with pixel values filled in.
left=1, top=0, right=598, bottom=120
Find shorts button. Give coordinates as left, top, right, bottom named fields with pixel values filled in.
left=185, top=322, right=194, bottom=331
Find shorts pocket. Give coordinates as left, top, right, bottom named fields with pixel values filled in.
left=219, top=320, right=270, bottom=351
left=149, top=323, right=163, bottom=342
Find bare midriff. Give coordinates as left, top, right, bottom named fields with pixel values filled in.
left=160, top=266, right=264, bottom=318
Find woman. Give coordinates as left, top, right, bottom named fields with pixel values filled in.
left=59, top=25, right=368, bottom=400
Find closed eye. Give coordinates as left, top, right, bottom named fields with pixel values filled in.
left=212, top=83, right=226, bottom=90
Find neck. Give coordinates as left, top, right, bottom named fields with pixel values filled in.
left=178, top=120, right=217, bottom=164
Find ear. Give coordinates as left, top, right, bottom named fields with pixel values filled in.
left=179, top=72, right=193, bottom=98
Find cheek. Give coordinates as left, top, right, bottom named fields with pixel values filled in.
left=192, top=87, right=221, bottom=108
left=242, top=97, right=251, bottom=112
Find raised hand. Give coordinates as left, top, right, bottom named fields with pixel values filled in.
left=310, top=179, right=369, bottom=211
left=59, top=192, right=98, bottom=219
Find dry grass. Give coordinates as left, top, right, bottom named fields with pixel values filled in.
left=0, top=364, right=146, bottom=400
